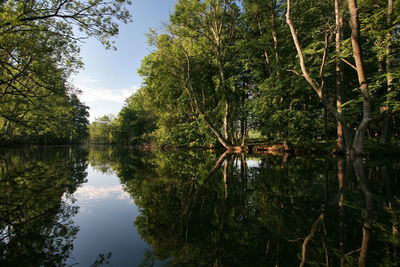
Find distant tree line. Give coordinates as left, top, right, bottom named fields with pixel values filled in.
left=91, top=0, right=399, bottom=154
left=0, top=0, right=132, bottom=146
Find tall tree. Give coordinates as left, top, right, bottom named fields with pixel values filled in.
left=0, top=0, right=131, bottom=145
left=335, top=0, right=345, bottom=151
left=145, top=0, right=243, bottom=150
left=286, top=0, right=375, bottom=155
left=347, top=0, right=372, bottom=154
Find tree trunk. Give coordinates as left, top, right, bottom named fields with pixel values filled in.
left=335, top=0, right=345, bottom=152
left=224, top=101, right=230, bottom=142
left=186, top=79, right=232, bottom=150
left=216, top=53, right=231, bottom=145
left=377, top=36, right=385, bottom=73
left=380, top=112, right=391, bottom=145
left=348, top=0, right=372, bottom=155
left=359, top=222, right=371, bottom=267
left=200, top=112, right=232, bottom=150
left=286, top=0, right=353, bottom=152
left=240, top=117, right=247, bottom=146
left=160, top=46, right=233, bottom=150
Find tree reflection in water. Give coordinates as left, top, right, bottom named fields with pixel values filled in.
left=0, top=147, right=88, bottom=266
left=89, top=147, right=400, bottom=266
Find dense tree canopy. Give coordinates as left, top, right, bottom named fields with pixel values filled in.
left=0, top=0, right=132, bottom=145
left=99, top=0, right=399, bottom=154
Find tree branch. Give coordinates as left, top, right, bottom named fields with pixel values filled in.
left=340, top=58, right=357, bottom=71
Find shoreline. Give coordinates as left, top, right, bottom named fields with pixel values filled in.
left=2, top=141, right=399, bottom=157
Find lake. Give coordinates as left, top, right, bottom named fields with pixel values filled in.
left=0, top=146, right=399, bottom=266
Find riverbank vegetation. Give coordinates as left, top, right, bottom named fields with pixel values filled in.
left=0, top=0, right=132, bottom=146
left=91, top=0, right=399, bottom=154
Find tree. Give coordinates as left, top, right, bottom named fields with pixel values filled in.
left=243, top=0, right=328, bottom=147
left=285, top=0, right=375, bottom=155
left=347, top=0, right=372, bottom=154
left=107, top=0, right=400, bottom=151
left=146, top=0, right=245, bottom=150
left=68, top=93, right=90, bottom=143
left=115, top=92, right=154, bottom=145
left=89, top=115, right=117, bottom=144
left=0, top=0, right=132, bottom=145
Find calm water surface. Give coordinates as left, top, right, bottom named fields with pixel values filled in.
left=0, top=146, right=399, bottom=266
left=67, top=165, right=150, bottom=266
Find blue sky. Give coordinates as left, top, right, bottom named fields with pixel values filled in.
left=71, top=0, right=177, bottom=122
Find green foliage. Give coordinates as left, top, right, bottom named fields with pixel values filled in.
left=89, top=115, right=117, bottom=144
left=127, top=0, right=253, bottom=147
left=94, top=0, right=400, bottom=149
left=0, top=0, right=132, bottom=146
left=89, top=91, right=156, bottom=145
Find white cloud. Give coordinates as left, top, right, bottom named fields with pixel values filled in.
left=72, top=75, right=138, bottom=104
left=70, top=75, right=139, bottom=121
left=80, top=87, right=134, bottom=103
left=75, top=77, right=102, bottom=84
left=73, top=184, right=131, bottom=201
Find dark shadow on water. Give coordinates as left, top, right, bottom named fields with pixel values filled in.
left=0, top=146, right=89, bottom=267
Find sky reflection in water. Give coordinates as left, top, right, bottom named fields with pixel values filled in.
left=67, top=165, right=149, bottom=266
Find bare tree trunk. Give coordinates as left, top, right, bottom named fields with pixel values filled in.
left=380, top=0, right=394, bottom=145
left=359, top=222, right=371, bottom=267
left=200, top=111, right=232, bottom=150
left=348, top=0, right=372, bottom=155
left=214, top=26, right=231, bottom=145
left=240, top=117, right=247, bottom=146
left=216, top=55, right=231, bottom=145
left=335, top=0, right=345, bottom=152
left=240, top=81, right=249, bottom=147
left=285, top=0, right=353, bottom=153
left=159, top=43, right=233, bottom=150
left=224, top=101, right=230, bottom=142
